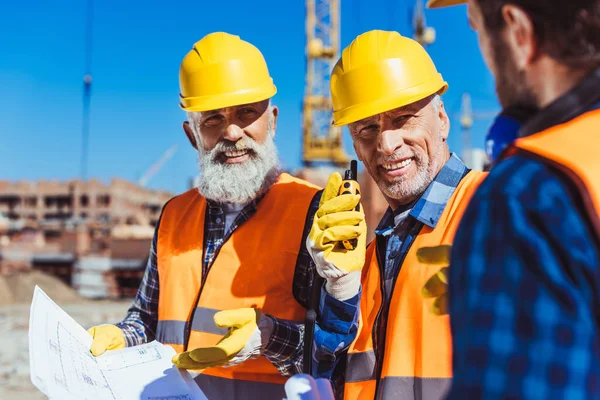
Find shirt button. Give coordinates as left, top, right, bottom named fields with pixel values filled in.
left=388, top=251, right=398, bottom=259
left=216, top=217, right=222, bottom=223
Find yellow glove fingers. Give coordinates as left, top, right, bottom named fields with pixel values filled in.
left=87, top=325, right=126, bottom=356
left=90, top=341, right=107, bottom=357
left=212, top=323, right=256, bottom=356
left=320, top=172, right=343, bottom=207
left=317, top=194, right=361, bottom=218
left=172, top=352, right=224, bottom=370
left=319, top=225, right=365, bottom=246
left=188, top=346, right=231, bottom=364
left=431, top=292, right=449, bottom=316
left=421, top=267, right=449, bottom=298
left=317, top=211, right=364, bottom=231
left=417, top=245, right=452, bottom=265
left=213, top=308, right=258, bottom=329
left=186, top=325, right=256, bottom=365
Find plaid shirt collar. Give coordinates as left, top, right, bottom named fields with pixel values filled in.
left=205, top=195, right=261, bottom=213
left=375, top=153, right=468, bottom=235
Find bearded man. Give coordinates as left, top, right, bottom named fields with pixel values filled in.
left=427, top=0, right=600, bottom=398
left=86, top=32, right=362, bottom=399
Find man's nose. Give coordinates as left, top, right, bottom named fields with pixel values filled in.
left=223, top=123, right=244, bottom=142
left=379, top=129, right=404, bottom=156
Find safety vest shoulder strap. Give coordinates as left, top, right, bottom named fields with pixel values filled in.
left=509, top=108, right=600, bottom=240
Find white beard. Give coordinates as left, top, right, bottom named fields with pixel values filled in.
left=194, top=126, right=281, bottom=205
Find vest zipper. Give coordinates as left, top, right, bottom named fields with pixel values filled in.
left=371, top=241, right=386, bottom=393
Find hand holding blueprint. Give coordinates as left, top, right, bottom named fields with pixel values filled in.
left=29, top=285, right=207, bottom=400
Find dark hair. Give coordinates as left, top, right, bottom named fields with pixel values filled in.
left=477, top=0, right=600, bottom=68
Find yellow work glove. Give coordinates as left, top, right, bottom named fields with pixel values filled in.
left=417, top=245, right=451, bottom=316
left=87, top=324, right=126, bottom=356
left=307, top=172, right=367, bottom=300
left=172, top=308, right=273, bottom=370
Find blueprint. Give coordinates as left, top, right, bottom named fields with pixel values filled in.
left=29, top=286, right=207, bottom=400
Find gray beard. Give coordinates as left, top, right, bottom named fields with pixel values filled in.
left=376, top=142, right=445, bottom=203
left=195, top=133, right=281, bottom=205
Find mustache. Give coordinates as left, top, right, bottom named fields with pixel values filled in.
left=377, top=151, right=418, bottom=164
left=210, top=137, right=260, bottom=161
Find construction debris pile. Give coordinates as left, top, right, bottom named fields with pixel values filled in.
left=0, top=270, right=80, bottom=306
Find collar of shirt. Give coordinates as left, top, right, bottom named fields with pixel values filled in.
left=205, top=194, right=263, bottom=231
left=374, top=153, right=469, bottom=237
left=519, top=67, right=600, bottom=138
left=205, top=196, right=261, bottom=212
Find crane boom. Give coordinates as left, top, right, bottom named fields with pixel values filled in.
left=138, top=145, right=178, bottom=187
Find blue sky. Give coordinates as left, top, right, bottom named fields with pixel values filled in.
left=0, top=0, right=499, bottom=194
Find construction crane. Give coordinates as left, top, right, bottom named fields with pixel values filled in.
left=80, top=0, right=94, bottom=182
left=457, top=92, right=498, bottom=153
left=138, top=145, right=178, bottom=187
left=457, top=92, right=499, bottom=169
left=302, top=0, right=350, bottom=167
left=413, top=0, right=436, bottom=46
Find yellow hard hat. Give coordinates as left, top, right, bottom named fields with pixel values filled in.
left=331, top=30, right=448, bottom=126
left=426, top=0, right=466, bottom=8
left=179, top=32, right=277, bottom=112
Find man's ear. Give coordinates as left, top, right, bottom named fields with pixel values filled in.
left=438, top=102, right=450, bottom=142
left=270, top=105, right=279, bottom=137
left=502, top=4, right=537, bottom=69
left=183, top=121, right=198, bottom=150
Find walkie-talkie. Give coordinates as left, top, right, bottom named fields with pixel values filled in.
left=338, top=160, right=360, bottom=251
left=303, top=160, right=362, bottom=376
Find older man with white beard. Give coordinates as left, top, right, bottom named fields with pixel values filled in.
left=86, top=32, right=366, bottom=399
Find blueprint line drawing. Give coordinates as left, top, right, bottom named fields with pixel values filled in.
left=29, top=286, right=207, bottom=400
left=96, top=342, right=163, bottom=371
left=50, top=321, right=115, bottom=400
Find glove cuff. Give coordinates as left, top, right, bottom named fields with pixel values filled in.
left=325, top=271, right=361, bottom=301
left=258, top=313, right=275, bottom=349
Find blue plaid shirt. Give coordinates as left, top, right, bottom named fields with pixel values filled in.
left=116, top=186, right=321, bottom=376
left=447, top=69, right=600, bottom=399
left=315, top=154, right=470, bottom=396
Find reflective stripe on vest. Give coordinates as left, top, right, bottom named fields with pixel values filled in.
left=155, top=173, right=320, bottom=391
left=193, top=374, right=286, bottom=399
left=344, top=170, right=486, bottom=400
left=507, top=108, right=600, bottom=241
left=156, top=307, right=229, bottom=346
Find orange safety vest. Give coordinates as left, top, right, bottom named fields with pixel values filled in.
left=344, top=170, right=486, bottom=400
left=505, top=108, right=600, bottom=241
left=155, top=173, right=319, bottom=399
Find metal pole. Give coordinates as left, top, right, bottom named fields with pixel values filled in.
left=81, top=0, right=94, bottom=182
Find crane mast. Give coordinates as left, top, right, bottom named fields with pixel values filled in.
left=302, top=0, right=349, bottom=167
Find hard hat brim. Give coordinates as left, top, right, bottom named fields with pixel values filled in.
left=426, top=0, right=466, bottom=8
left=332, top=81, right=448, bottom=127
left=180, top=84, right=277, bottom=112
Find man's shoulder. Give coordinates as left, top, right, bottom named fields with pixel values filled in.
left=267, top=173, right=322, bottom=206
left=160, top=188, right=203, bottom=217
left=276, top=173, right=322, bottom=191
left=477, top=154, right=572, bottom=200
left=472, top=154, right=585, bottom=221
left=168, top=187, right=201, bottom=204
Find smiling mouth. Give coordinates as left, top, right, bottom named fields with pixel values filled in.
left=224, top=149, right=249, bottom=158
left=216, top=148, right=254, bottom=164
left=381, top=158, right=413, bottom=171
